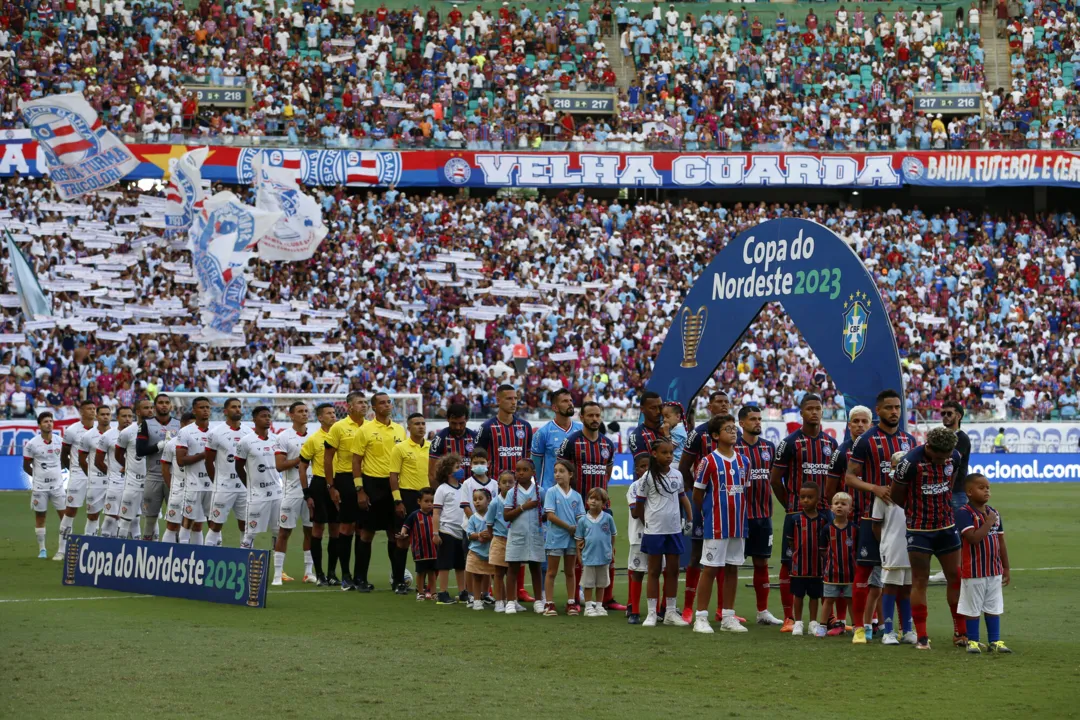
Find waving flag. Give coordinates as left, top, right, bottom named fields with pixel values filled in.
left=19, top=92, right=138, bottom=200
left=4, top=230, right=51, bottom=319
left=188, top=191, right=280, bottom=337
left=165, top=147, right=209, bottom=236
left=253, top=154, right=328, bottom=262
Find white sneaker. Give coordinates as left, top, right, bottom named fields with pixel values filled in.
left=792, top=621, right=804, bottom=636
left=809, top=620, right=821, bottom=635
left=302, top=574, right=318, bottom=584
left=595, top=605, right=608, bottom=617
left=584, top=605, right=598, bottom=617
left=814, top=624, right=827, bottom=638
left=513, top=601, right=527, bottom=613
left=721, top=615, right=749, bottom=633
left=756, top=609, right=783, bottom=626
left=929, top=570, right=947, bottom=584
left=271, top=577, right=283, bottom=587
left=901, top=631, right=918, bottom=644
left=642, top=611, right=658, bottom=627
left=52, top=552, right=64, bottom=561
left=881, top=632, right=900, bottom=645
left=664, top=609, right=689, bottom=626
left=505, top=602, right=517, bottom=615
left=494, top=601, right=506, bottom=613
left=693, top=615, right=714, bottom=634
left=472, top=600, right=485, bottom=611
left=533, top=600, right=546, bottom=615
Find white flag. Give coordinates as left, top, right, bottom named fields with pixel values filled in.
left=19, top=92, right=139, bottom=200
left=253, top=155, right=328, bottom=262
left=188, top=191, right=280, bottom=334
left=165, top=147, right=209, bottom=236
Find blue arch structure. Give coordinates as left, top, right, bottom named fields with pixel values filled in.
left=647, top=218, right=903, bottom=416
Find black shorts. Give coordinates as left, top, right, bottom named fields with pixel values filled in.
left=401, top=488, right=423, bottom=519
left=791, top=577, right=823, bottom=600
left=334, top=473, right=358, bottom=524
left=414, top=558, right=437, bottom=576
left=309, top=476, right=338, bottom=525
left=857, top=517, right=881, bottom=566
left=436, top=532, right=467, bottom=571
left=746, top=517, right=773, bottom=558
left=358, top=476, right=398, bottom=533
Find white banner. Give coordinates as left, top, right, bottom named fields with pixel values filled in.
left=165, top=147, right=208, bottom=235
left=253, top=155, right=328, bottom=262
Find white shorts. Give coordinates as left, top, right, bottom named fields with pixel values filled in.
left=103, top=487, right=124, bottom=516
left=246, top=498, right=281, bottom=535
left=702, top=538, right=745, bottom=568
left=164, top=484, right=186, bottom=525
left=958, top=575, right=1004, bottom=616
left=279, top=496, right=311, bottom=530
left=31, top=486, right=65, bottom=513
left=120, top=487, right=144, bottom=521
left=86, top=486, right=107, bottom=515
left=210, top=491, right=248, bottom=525
left=581, top=564, right=610, bottom=589
left=627, top=543, right=648, bottom=574
left=882, top=567, right=912, bottom=586
left=183, top=489, right=212, bottom=523
left=65, top=475, right=88, bottom=508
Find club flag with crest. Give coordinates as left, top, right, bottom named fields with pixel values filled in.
left=188, top=191, right=280, bottom=337
left=5, top=231, right=52, bottom=319
left=252, top=154, right=328, bottom=262
left=165, top=147, right=209, bottom=236
left=19, top=92, right=139, bottom=200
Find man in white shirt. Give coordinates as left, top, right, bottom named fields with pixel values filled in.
left=58, top=400, right=96, bottom=554
left=235, top=406, right=283, bottom=567
left=114, top=399, right=153, bottom=539
left=160, top=412, right=195, bottom=543
left=204, top=398, right=251, bottom=547
left=274, top=402, right=316, bottom=583
left=77, top=404, right=113, bottom=537
left=98, top=406, right=133, bottom=538
left=23, top=412, right=65, bottom=559
left=177, top=397, right=213, bottom=544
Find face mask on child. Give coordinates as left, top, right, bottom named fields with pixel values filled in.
left=472, top=464, right=488, bottom=476
left=452, top=469, right=465, bottom=481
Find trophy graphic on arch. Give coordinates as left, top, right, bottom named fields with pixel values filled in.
left=680, top=306, right=707, bottom=368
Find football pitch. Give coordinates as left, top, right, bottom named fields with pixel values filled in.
left=1, top=484, right=1078, bottom=719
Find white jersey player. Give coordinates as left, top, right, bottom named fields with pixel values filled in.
left=235, top=406, right=282, bottom=556
left=160, top=413, right=195, bottom=543
left=59, top=401, right=97, bottom=555
left=99, top=406, right=134, bottom=538
left=116, top=400, right=153, bottom=539
left=274, top=403, right=316, bottom=584
left=204, top=397, right=250, bottom=547
left=23, top=412, right=65, bottom=559
left=77, top=405, right=113, bottom=537
left=176, top=397, right=213, bottom=545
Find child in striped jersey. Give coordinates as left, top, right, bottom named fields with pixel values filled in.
left=957, top=473, right=1012, bottom=654
left=816, top=492, right=856, bottom=637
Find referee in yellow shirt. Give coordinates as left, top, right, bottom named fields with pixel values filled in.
left=351, top=392, right=407, bottom=593
left=300, top=403, right=338, bottom=585
left=324, top=392, right=367, bottom=591
left=390, top=414, right=430, bottom=517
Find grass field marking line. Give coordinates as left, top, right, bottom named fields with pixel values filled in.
left=0, top=594, right=153, bottom=603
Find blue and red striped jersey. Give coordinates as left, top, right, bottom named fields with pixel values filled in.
left=477, top=416, right=533, bottom=478
left=893, top=445, right=962, bottom=531
left=628, top=422, right=664, bottom=459
left=428, top=427, right=478, bottom=473
left=956, top=504, right=1005, bottom=579
left=735, top=436, right=776, bottom=519
left=556, top=430, right=616, bottom=495
left=694, top=450, right=749, bottom=540
left=849, top=426, right=917, bottom=519
left=786, top=511, right=828, bottom=578
left=682, top=421, right=714, bottom=464
left=401, top=509, right=437, bottom=561
left=820, top=521, right=857, bottom=584
left=774, top=428, right=838, bottom=512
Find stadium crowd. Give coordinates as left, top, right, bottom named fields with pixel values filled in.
left=1, top=0, right=1080, bottom=149
left=2, top=175, right=1080, bottom=423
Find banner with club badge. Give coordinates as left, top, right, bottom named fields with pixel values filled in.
left=188, top=191, right=280, bottom=338
left=165, top=147, right=209, bottom=236
left=252, top=154, right=328, bottom=262
left=19, top=92, right=139, bottom=200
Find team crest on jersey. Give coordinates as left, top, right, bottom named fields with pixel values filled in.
left=281, top=514, right=288, bottom=523
left=859, top=546, right=867, bottom=557
left=250, top=520, right=258, bottom=529
left=515, top=429, right=525, bottom=440
left=761, top=451, right=771, bottom=462
left=600, top=446, right=610, bottom=461
left=901, top=441, right=910, bottom=451
left=185, top=505, right=193, bottom=513
left=465, top=440, right=475, bottom=453
left=845, top=538, right=853, bottom=547
left=842, top=294, right=870, bottom=362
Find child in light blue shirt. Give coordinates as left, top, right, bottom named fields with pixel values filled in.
left=485, top=472, right=514, bottom=613
left=542, top=460, right=585, bottom=616
left=663, top=402, right=688, bottom=464
left=464, top=488, right=493, bottom=611
left=575, top=488, right=618, bottom=617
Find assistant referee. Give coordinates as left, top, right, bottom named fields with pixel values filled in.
left=351, top=392, right=407, bottom=594
left=323, top=392, right=367, bottom=592
left=389, top=414, right=431, bottom=518
left=300, top=403, right=338, bottom=585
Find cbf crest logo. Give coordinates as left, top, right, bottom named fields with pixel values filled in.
left=444, top=157, right=472, bottom=185
left=842, top=291, right=870, bottom=362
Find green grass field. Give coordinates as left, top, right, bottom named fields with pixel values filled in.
left=1, top=484, right=1078, bottom=718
